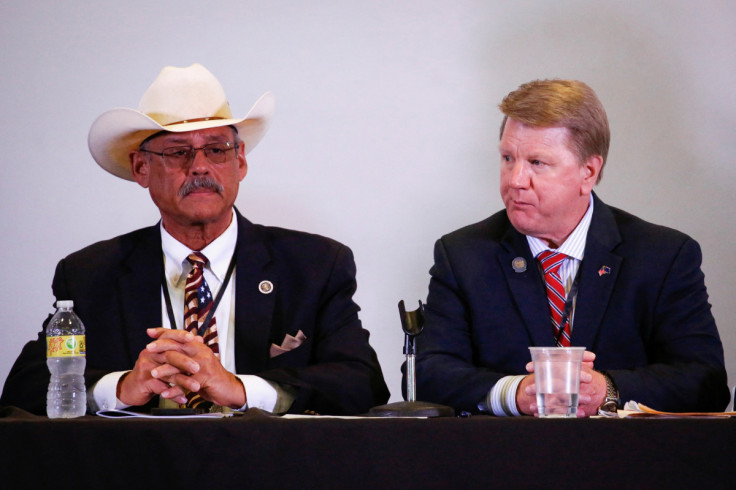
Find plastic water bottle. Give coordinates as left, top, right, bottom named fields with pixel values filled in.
left=46, top=300, right=87, bottom=418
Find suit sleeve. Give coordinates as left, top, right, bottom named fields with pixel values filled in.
left=414, top=238, right=509, bottom=414
left=605, top=237, right=729, bottom=411
left=256, top=245, right=390, bottom=415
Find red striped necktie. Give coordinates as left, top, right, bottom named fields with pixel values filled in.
left=183, top=252, right=219, bottom=409
left=537, top=250, right=571, bottom=347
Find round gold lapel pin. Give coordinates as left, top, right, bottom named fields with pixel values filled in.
left=512, top=257, right=527, bottom=273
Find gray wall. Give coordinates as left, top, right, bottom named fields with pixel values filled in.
left=1, top=0, right=734, bottom=406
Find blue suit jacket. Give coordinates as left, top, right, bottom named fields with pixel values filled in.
left=1, top=210, right=389, bottom=415
left=415, top=194, right=729, bottom=413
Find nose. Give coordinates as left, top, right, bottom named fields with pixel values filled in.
left=189, top=148, right=211, bottom=175
left=508, top=161, right=530, bottom=189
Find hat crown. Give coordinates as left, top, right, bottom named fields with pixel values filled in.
left=138, top=63, right=234, bottom=126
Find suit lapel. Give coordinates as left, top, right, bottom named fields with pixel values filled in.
left=233, top=211, right=278, bottom=373
left=118, top=225, right=164, bottom=364
left=499, top=224, right=553, bottom=346
left=570, top=195, right=622, bottom=349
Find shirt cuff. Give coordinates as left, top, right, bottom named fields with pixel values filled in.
left=486, top=375, right=525, bottom=417
left=88, top=371, right=131, bottom=412
left=238, top=375, right=278, bottom=412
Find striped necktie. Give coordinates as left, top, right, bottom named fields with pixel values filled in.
left=537, top=250, right=571, bottom=347
left=183, top=252, right=219, bottom=409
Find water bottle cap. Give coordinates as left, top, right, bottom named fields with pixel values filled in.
left=56, top=300, right=74, bottom=309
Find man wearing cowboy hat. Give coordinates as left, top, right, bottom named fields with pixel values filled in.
left=1, top=64, right=390, bottom=415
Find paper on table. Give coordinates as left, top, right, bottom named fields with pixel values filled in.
left=96, top=409, right=233, bottom=419
left=616, top=401, right=736, bottom=418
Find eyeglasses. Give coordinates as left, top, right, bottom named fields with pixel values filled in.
left=139, top=142, right=238, bottom=168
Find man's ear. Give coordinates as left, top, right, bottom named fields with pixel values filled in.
left=130, top=151, right=150, bottom=188
left=237, top=144, right=248, bottom=182
left=581, top=154, right=603, bottom=193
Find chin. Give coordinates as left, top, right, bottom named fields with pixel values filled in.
left=507, top=212, right=536, bottom=235
left=177, top=207, right=223, bottom=224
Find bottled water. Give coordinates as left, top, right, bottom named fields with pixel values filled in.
left=46, top=300, right=87, bottom=418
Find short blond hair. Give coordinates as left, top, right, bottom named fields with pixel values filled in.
left=499, top=79, right=610, bottom=183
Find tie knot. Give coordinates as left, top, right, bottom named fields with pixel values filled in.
left=537, top=250, right=567, bottom=274
left=187, top=252, right=209, bottom=269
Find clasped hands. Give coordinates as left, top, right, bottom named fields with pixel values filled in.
left=516, top=350, right=607, bottom=417
left=117, top=328, right=246, bottom=409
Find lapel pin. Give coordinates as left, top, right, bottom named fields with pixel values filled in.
left=259, top=280, right=274, bottom=294
left=598, top=266, right=611, bottom=277
left=512, top=257, right=527, bottom=273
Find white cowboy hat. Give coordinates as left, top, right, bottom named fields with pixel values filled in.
left=88, top=63, right=274, bottom=181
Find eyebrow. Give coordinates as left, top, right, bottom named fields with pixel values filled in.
left=498, top=143, right=514, bottom=154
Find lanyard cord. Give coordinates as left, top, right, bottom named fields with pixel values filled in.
left=161, top=246, right=238, bottom=336
left=553, top=265, right=582, bottom=345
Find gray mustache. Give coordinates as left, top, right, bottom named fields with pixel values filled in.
left=178, top=177, right=224, bottom=197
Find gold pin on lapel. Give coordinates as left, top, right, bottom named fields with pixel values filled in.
left=259, top=280, right=274, bottom=294
left=512, top=257, right=527, bottom=273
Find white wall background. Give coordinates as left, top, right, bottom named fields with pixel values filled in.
left=1, top=0, right=734, bottom=405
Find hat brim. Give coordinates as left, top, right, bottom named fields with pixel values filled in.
left=88, top=92, right=275, bottom=181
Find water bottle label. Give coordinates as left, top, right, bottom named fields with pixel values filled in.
left=47, top=335, right=86, bottom=357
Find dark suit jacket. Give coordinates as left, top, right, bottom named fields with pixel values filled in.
left=1, top=210, right=389, bottom=415
left=415, top=193, right=729, bottom=414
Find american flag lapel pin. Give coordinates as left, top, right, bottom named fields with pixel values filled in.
left=598, top=266, right=611, bottom=277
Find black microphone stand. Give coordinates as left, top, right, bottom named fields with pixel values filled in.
left=369, top=300, right=454, bottom=417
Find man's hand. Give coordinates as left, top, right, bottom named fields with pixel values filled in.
left=516, top=374, right=537, bottom=415
left=577, top=366, right=607, bottom=417
left=116, top=328, right=246, bottom=409
left=165, top=336, right=247, bottom=409
left=516, top=350, right=603, bottom=417
left=117, top=328, right=202, bottom=406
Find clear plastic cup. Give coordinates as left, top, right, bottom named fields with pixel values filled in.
left=529, top=347, right=585, bottom=418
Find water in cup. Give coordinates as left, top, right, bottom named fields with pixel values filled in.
left=529, top=346, right=585, bottom=418
left=536, top=392, right=579, bottom=418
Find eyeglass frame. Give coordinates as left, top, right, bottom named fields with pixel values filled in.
left=138, top=141, right=240, bottom=169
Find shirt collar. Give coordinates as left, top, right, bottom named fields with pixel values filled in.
left=527, top=194, right=594, bottom=261
left=161, top=210, right=238, bottom=285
